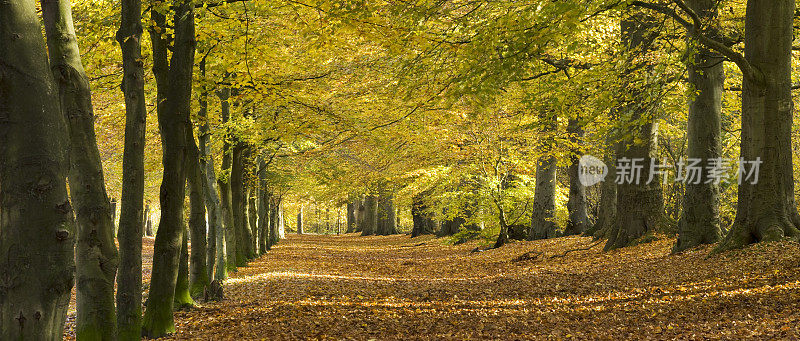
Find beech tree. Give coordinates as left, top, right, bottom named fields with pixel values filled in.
left=604, top=9, right=664, bottom=251
left=40, top=0, right=119, bottom=337
left=141, top=0, right=196, bottom=336
left=0, top=1, right=76, bottom=338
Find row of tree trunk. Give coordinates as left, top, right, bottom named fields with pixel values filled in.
left=0, top=0, right=288, bottom=338
left=344, top=186, right=401, bottom=236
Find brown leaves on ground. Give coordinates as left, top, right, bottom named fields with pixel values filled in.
left=146, top=234, right=800, bottom=340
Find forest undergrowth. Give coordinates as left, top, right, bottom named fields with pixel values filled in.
left=65, top=234, right=800, bottom=340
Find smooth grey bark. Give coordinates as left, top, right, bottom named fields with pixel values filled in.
left=345, top=202, right=355, bottom=233
left=257, top=159, right=270, bottom=253
left=563, top=119, right=590, bottom=236
left=231, top=144, right=248, bottom=266
left=40, top=0, right=119, bottom=338
left=673, top=0, right=724, bottom=253
left=217, top=86, right=237, bottom=274
left=716, top=0, right=800, bottom=251
left=173, top=221, right=193, bottom=309
left=141, top=0, right=195, bottom=336
left=197, top=58, right=222, bottom=282
left=529, top=155, right=559, bottom=240
left=387, top=198, right=397, bottom=234
left=278, top=204, right=286, bottom=239
left=585, top=154, right=616, bottom=239
left=259, top=192, right=270, bottom=253
left=361, top=195, right=378, bottom=236
left=377, top=192, right=397, bottom=235
left=605, top=10, right=664, bottom=251
left=186, top=125, right=208, bottom=298
left=0, top=1, right=76, bottom=338
left=269, top=197, right=279, bottom=247
left=355, top=199, right=365, bottom=232
left=199, top=81, right=226, bottom=279
left=248, top=188, right=258, bottom=256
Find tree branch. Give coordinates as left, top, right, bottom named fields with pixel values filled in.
left=630, top=0, right=761, bottom=84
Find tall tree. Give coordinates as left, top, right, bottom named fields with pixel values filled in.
left=361, top=195, right=378, bottom=236
left=198, top=59, right=226, bottom=281
left=345, top=202, right=356, bottom=233
left=411, top=195, right=436, bottom=237
left=258, top=158, right=271, bottom=252
left=604, top=9, right=664, bottom=251
left=141, top=0, right=196, bottom=335
left=0, top=0, right=76, bottom=338
left=298, top=205, right=305, bottom=234
left=529, top=157, right=559, bottom=240
left=40, top=0, right=119, bottom=338
left=217, top=85, right=237, bottom=273
left=673, top=0, right=724, bottom=252
left=173, top=222, right=194, bottom=309
left=714, top=0, right=800, bottom=250
left=584, top=149, right=616, bottom=239
left=231, top=144, right=249, bottom=266
left=269, top=197, right=279, bottom=247
left=248, top=188, right=258, bottom=256
left=529, top=115, right=559, bottom=240
left=563, top=119, right=590, bottom=236
left=186, top=128, right=208, bottom=298
left=356, top=199, right=365, bottom=232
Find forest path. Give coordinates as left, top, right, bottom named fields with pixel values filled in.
left=160, top=234, right=800, bottom=340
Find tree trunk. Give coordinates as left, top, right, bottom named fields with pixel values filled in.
left=411, top=195, right=436, bottom=237
left=361, top=195, right=379, bottom=235
left=217, top=86, right=237, bottom=274
left=248, top=188, right=258, bottom=257
left=278, top=203, right=286, bottom=239
left=257, top=160, right=270, bottom=252
left=141, top=0, right=195, bottom=336
left=387, top=198, right=398, bottom=234
left=345, top=202, right=355, bottom=233
left=356, top=199, right=365, bottom=232
left=529, top=155, right=559, bottom=240
left=142, top=204, right=151, bottom=237
left=440, top=216, right=463, bottom=237
left=493, top=207, right=510, bottom=248
left=605, top=10, right=664, bottom=251
left=673, top=0, right=724, bottom=253
left=377, top=193, right=390, bottom=235
left=563, top=119, right=590, bottom=236
left=715, top=0, right=800, bottom=251
left=40, top=0, right=120, bottom=338
left=231, top=144, right=249, bottom=266
left=197, top=58, right=222, bottom=281
left=173, top=222, right=193, bottom=309
left=186, top=126, right=208, bottom=298
left=298, top=206, right=305, bottom=234
left=269, top=198, right=279, bottom=247
left=377, top=192, right=397, bottom=235
left=0, top=2, right=76, bottom=338
left=584, top=153, right=616, bottom=239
